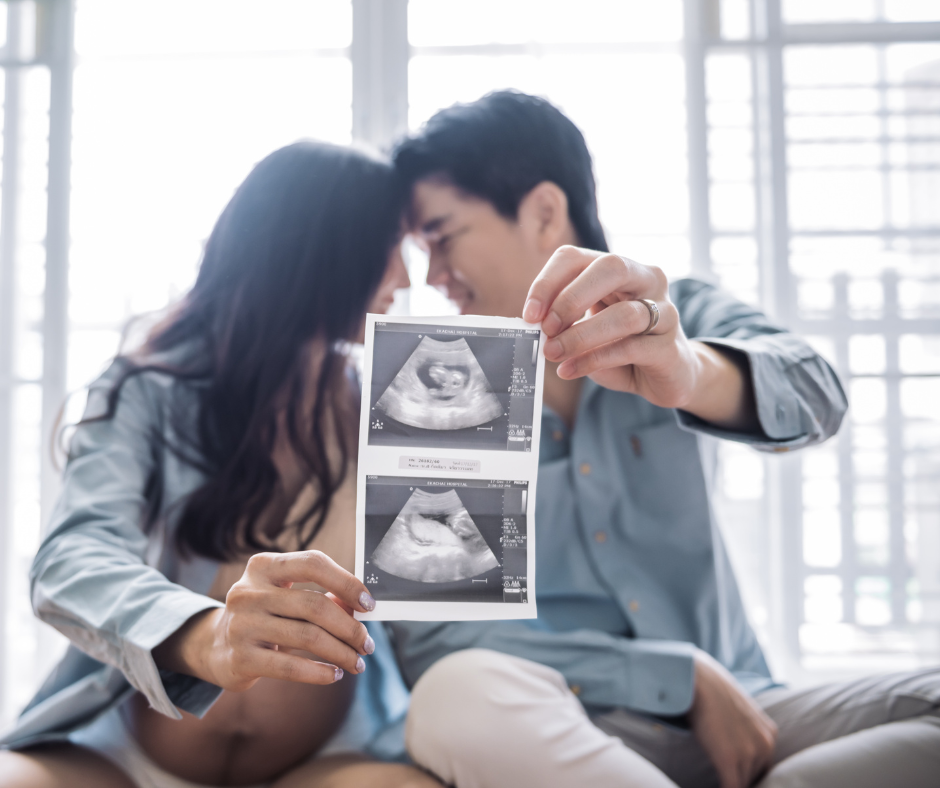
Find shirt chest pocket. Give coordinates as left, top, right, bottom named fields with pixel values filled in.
left=614, top=419, right=712, bottom=549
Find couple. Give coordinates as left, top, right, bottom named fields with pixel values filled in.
left=1, top=91, right=938, bottom=788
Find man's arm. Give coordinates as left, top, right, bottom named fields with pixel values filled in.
left=526, top=246, right=846, bottom=448
left=670, top=276, right=847, bottom=449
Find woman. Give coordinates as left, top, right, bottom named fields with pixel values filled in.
left=0, top=142, right=442, bottom=788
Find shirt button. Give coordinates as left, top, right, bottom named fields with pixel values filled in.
left=553, top=430, right=564, bottom=441
left=594, top=531, right=607, bottom=544
left=629, top=599, right=640, bottom=613
left=630, top=434, right=643, bottom=458
left=580, top=462, right=591, bottom=476
left=570, top=684, right=581, bottom=696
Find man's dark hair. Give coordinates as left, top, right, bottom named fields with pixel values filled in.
left=393, top=90, right=608, bottom=251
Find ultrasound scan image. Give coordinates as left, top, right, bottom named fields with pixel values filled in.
left=375, top=336, right=503, bottom=431
left=369, top=489, right=500, bottom=583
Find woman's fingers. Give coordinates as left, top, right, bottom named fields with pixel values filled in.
left=246, top=551, right=375, bottom=613
left=256, top=615, right=366, bottom=675
left=267, top=588, right=374, bottom=656
left=250, top=647, right=347, bottom=685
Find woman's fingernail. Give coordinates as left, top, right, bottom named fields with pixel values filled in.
left=334, top=667, right=344, bottom=682
left=544, top=338, right=562, bottom=360
left=542, top=311, right=561, bottom=336
left=356, top=656, right=366, bottom=673
left=557, top=360, right=574, bottom=378
left=363, top=634, right=375, bottom=655
left=522, top=298, right=542, bottom=323
left=359, top=591, right=376, bottom=611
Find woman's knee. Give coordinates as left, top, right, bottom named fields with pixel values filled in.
left=0, top=745, right=135, bottom=788
left=0, top=748, right=59, bottom=788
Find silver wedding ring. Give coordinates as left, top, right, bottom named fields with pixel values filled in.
left=638, top=298, right=660, bottom=335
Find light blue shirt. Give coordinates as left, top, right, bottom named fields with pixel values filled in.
left=0, top=351, right=409, bottom=753
left=387, top=278, right=848, bottom=717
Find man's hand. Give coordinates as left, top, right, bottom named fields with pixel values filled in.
left=154, top=551, right=377, bottom=691
left=523, top=246, right=758, bottom=430
left=690, top=651, right=778, bottom=788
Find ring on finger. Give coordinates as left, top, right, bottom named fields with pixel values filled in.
left=637, top=298, right=660, bottom=335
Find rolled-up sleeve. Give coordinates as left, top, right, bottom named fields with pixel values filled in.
left=671, top=278, right=847, bottom=450
left=387, top=620, right=697, bottom=716
left=30, top=364, right=224, bottom=720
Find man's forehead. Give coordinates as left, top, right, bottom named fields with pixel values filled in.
left=411, top=177, right=483, bottom=232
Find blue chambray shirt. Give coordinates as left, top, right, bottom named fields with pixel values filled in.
left=387, top=278, right=847, bottom=717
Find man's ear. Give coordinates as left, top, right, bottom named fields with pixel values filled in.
left=518, top=181, right=575, bottom=254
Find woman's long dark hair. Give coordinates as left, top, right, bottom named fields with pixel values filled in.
left=84, top=141, right=403, bottom=560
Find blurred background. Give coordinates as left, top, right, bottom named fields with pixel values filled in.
left=0, top=0, right=939, bottom=731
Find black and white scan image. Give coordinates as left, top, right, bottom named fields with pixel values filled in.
left=368, top=322, right=540, bottom=452
left=370, top=489, right=500, bottom=582
left=375, top=337, right=503, bottom=430
left=364, top=476, right=529, bottom=604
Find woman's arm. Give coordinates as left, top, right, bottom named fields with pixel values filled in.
left=31, top=364, right=374, bottom=719
left=31, top=365, right=226, bottom=718
left=153, top=551, right=376, bottom=691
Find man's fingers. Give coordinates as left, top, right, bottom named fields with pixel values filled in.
left=543, top=300, right=674, bottom=363
left=247, top=551, right=375, bottom=613
left=556, top=333, right=665, bottom=380
left=268, top=588, right=373, bottom=655
left=251, top=647, right=346, bottom=685
left=530, top=253, right=667, bottom=337
left=542, top=255, right=636, bottom=335
left=523, top=246, right=595, bottom=324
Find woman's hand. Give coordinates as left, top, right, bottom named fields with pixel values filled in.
left=154, top=551, right=376, bottom=691
left=524, top=246, right=758, bottom=431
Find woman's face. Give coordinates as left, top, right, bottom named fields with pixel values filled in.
left=354, top=242, right=411, bottom=344
left=368, top=241, right=411, bottom=315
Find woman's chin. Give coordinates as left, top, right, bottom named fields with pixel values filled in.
left=369, top=298, right=394, bottom=315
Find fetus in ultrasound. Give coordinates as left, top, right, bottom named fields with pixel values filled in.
left=370, top=489, right=499, bottom=583
left=376, top=337, right=503, bottom=430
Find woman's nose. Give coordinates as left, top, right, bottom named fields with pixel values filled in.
left=425, top=252, right=450, bottom=287
left=397, top=258, right=412, bottom=289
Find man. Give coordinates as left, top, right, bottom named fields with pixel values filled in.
left=387, top=91, right=940, bottom=788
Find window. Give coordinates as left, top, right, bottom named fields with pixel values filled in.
left=702, top=1, right=940, bottom=681
left=0, top=0, right=354, bottom=727
left=1, top=0, right=938, bottom=729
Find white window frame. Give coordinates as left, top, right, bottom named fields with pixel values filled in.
left=2, top=0, right=939, bottom=718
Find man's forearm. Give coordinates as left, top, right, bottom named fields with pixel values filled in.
left=681, top=341, right=759, bottom=432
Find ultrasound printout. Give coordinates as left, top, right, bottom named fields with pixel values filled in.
left=355, top=314, right=545, bottom=621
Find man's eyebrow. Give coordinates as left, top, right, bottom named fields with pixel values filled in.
left=420, top=215, right=451, bottom=234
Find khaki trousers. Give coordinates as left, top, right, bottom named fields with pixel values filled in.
left=405, top=649, right=940, bottom=788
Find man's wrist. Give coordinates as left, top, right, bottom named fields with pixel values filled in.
left=682, top=342, right=758, bottom=431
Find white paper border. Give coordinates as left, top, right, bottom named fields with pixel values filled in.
left=355, top=313, right=545, bottom=621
